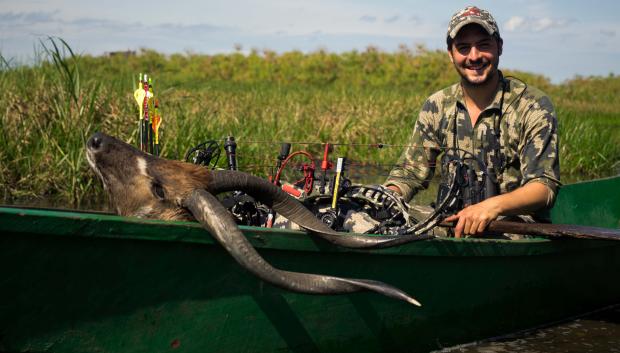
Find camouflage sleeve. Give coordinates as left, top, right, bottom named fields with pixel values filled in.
left=519, top=95, right=561, bottom=207
left=384, top=99, right=442, bottom=202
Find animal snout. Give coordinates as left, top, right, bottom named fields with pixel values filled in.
left=87, top=132, right=105, bottom=151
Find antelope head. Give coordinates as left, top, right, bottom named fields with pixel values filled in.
left=86, top=132, right=209, bottom=220
left=86, top=132, right=421, bottom=306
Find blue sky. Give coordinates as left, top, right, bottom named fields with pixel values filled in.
left=1, top=0, right=619, bottom=83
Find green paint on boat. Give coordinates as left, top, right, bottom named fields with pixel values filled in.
left=1, top=176, right=619, bottom=353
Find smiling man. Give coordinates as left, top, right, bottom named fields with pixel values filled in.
left=384, top=6, right=561, bottom=238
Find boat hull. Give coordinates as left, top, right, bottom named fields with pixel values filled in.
left=1, top=177, right=619, bottom=352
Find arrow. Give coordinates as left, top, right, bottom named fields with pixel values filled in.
left=133, top=73, right=146, bottom=150
left=152, top=99, right=162, bottom=156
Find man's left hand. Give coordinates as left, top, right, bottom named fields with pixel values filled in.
left=443, top=182, right=553, bottom=238
left=443, top=198, right=501, bottom=238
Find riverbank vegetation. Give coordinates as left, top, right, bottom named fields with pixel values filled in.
left=1, top=38, right=618, bottom=207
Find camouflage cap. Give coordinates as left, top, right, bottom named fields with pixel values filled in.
left=447, top=6, right=500, bottom=40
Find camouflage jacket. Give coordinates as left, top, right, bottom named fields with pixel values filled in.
left=385, top=72, right=561, bottom=213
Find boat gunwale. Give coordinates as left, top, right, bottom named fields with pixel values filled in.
left=2, top=205, right=616, bottom=258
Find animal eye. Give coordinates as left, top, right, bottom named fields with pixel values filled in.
left=152, top=183, right=165, bottom=200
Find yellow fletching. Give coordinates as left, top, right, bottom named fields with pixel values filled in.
left=133, top=88, right=146, bottom=119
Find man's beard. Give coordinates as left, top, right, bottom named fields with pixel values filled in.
left=455, top=57, right=500, bottom=87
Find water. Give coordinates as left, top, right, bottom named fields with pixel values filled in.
left=438, top=305, right=620, bottom=353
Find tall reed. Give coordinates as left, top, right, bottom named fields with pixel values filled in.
left=1, top=38, right=113, bottom=206
left=1, top=40, right=618, bottom=207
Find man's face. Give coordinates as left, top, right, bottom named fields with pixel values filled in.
left=448, top=24, right=502, bottom=86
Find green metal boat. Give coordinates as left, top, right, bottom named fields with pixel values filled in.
left=1, top=176, right=619, bottom=353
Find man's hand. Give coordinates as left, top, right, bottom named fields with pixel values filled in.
left=443, top=197, right=501, bottom=238
left=443, top=181, right=553, bottom=238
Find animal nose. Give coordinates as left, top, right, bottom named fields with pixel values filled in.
left=87, top=133, right=104, bottom=151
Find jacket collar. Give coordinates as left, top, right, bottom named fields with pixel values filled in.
left=455, top=70, right=507, bottom=112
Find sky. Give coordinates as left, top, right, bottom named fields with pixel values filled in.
left=1, top=0, right=619, bottom=83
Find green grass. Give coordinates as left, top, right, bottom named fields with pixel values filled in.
left=1, top=38, right=618, bottom=208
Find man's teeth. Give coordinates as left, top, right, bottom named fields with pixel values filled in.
left=467, top=63, right=487, bottom=70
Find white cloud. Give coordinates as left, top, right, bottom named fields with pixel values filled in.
left=505, top=16, right=525, bottom=31
left=531, top=17, right=568, bottom=31
left=360, top=15, right=377, bottom=23
left=504, top=15, right=569, bottom=32
left=384, top=15, right=399, bottom=24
